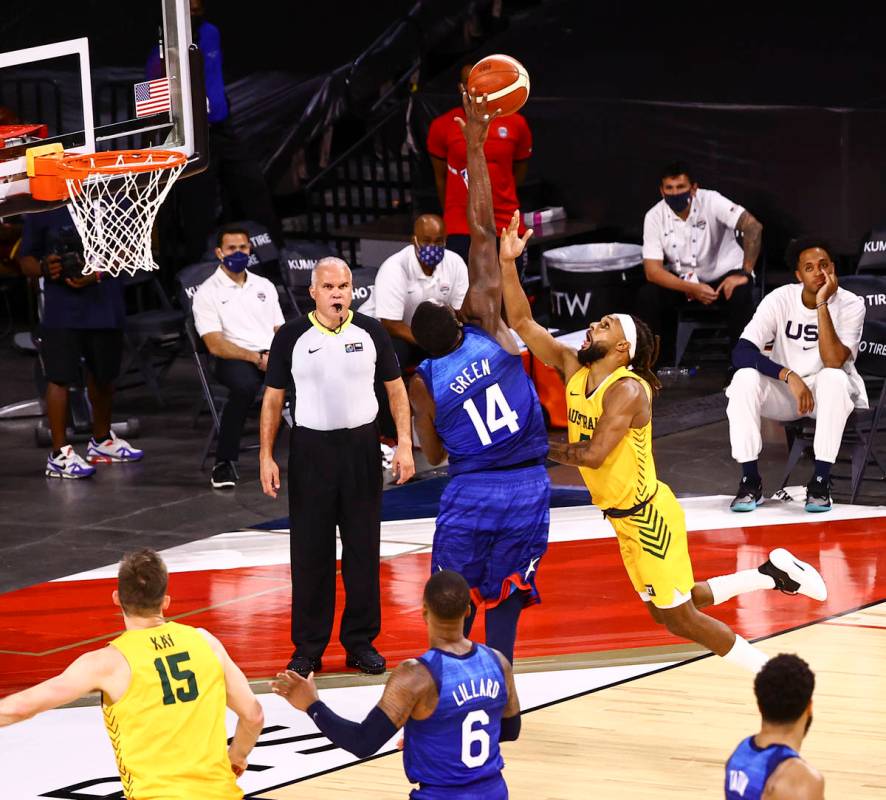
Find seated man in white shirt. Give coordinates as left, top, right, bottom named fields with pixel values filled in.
left=636, top=162, right=763, bottom=363
left=361, top=214, right=469, bottom=371
left=726, top=237, right=867, bottom=513
left=192, top=225, right=285, bottom=489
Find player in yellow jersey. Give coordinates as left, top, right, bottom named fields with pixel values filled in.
left=498, top=213, right=828, bottom=673
left=0, top=549, right=263, bottom=799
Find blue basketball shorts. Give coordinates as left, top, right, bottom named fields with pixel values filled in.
left=410, top=772, right=509, bottom=799
left=433, top=464, right=550, bottom=608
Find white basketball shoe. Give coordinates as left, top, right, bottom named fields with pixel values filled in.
left=759, top=548, right=828, bottom=602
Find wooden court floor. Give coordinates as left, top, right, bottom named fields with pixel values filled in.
left=258, top=603, right=886, bottom=799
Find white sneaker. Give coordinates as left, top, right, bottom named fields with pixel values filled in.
left=87, top=430, right=144, bottom=463
left=45, top=445, right=96, bottom=479
left=380, top=443, right=395, bottom=471
left=761, top=548, right=828, bottom=602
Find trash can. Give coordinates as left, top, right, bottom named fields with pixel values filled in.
left=543, top=243, right=644, bottom=331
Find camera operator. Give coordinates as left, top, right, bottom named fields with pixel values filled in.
left=18, top=206, right=143, bottom=479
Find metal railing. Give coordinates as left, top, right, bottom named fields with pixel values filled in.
left=300, top=102, right=413, bottom=262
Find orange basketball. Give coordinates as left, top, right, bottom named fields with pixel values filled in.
left=466, top=55, right=530, bottom=117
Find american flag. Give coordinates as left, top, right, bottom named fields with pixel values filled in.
left=134, top=78, right=171, bottom=118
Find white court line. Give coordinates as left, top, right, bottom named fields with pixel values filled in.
left=0, top=659, right=682, bottom=800
left=53, top=489, right=886, bottom=582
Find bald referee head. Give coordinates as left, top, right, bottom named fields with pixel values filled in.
left=310, top=257, right=353, bottom=329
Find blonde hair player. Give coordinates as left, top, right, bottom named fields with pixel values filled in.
left=0, top=549, right=263, bottom=799
left=498, top=213, right=827, bottom=673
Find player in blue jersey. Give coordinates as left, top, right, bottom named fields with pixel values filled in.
left=725, top=654, right=824, bottom=799
left=272, top=570, right=521, bottom=799
left=408, top=90, right=550, bottom=665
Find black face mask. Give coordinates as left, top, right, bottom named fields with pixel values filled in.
left=577, top=342, right=608, bottom=366
left=664, top=190, right=692, bottom=213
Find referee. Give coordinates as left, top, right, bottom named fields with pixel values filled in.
left=260, top=257, right=415, bottom=678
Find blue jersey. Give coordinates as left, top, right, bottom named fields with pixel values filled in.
left=725, top=736, right=801, bottom=799
left=404, top=644, right=508, bottom=791
left=416, top=326, right=548, bottom=476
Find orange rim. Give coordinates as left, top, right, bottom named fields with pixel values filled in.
left=55, top=149, right=187, bottom=180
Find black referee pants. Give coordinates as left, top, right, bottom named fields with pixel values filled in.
left=288, top=422, right=384, bottom=658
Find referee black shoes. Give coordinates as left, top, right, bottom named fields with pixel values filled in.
left=346, top=647, right=387, bottom=675
left=287, top=653, right=322, bottom=678
left=730, top=475, right=763, bottom=512
left=211, top=461, right=238, bottom=489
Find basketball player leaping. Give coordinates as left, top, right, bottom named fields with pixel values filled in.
left=407, top=90, right=550, bottom=664
left=273, top=570, right=520, bottom=800
left=498, top=216, right=828, bottom=673
left=0, top=550, right=263, bottom=800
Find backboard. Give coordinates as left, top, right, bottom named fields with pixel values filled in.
left=0, top=0, right=206, bottom=215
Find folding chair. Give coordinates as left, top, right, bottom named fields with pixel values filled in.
left=279, top=241, right=338, bottom=316
left=117, top=272, right=185, bottom=406
left=780, top=319, right=886, bottom=502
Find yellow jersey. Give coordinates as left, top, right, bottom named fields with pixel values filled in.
left=566, top=365, right=657, bottom=510
left=103, top=621, right=242, bottom=800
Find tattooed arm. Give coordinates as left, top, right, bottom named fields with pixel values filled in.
left=548, top=380, right=647, bottom=469
left=736, top=210, right=763, bottom=274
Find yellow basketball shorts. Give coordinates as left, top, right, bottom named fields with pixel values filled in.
left=607, top=482, right=695, bottom=608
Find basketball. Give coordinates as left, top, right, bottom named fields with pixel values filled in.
left=466, top=55, right=530, bottom=117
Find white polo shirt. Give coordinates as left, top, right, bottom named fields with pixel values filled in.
left=192, top=266, right=285, bottom=351
left=642, top=188, right=746, bottom=283
left=360, top=244, right=469, bottom=324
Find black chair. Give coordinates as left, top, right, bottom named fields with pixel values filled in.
left=351, top=266, right=379, bottom=313
left=779, top=319, right=886, bottom=502
left=673, top=229, right=766, bottom=367
left=279, top=241, right=338, bottom=316
left=177, top=260, right=289, bottom=470
left=117, top=272, right=185, bottom=406
left=856, top=228, right=886, bottom=274
left=177, top=261, right=240, bottom=469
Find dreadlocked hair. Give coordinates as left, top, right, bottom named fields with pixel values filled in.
left=629, top=316, right=661, bottom=395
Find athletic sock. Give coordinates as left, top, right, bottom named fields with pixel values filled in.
left=722, top=634, right=769, bottom=673
left=93, top=432, right=111, bottom=444
left=485, top=588, right=528, bottom=664
left=706, top=570, right=776, bottom=605
left=52, top=448, right=64, bottom=459
left=740, top=461, right=761, bottom=482
left=813, top=460, right=832, bottom=481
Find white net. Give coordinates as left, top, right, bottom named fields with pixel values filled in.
left=62, top=152, right=185, bottom=277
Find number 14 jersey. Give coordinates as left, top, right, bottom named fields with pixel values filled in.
left=416, top=325, right=548, bottom=475
left=104, top=621, right=241, bottom=800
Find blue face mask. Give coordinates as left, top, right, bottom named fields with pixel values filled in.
left=417, top=244, right=446, bottom=269
left=222, top=250, right=249, bottom=273
left=664, top=190, right=692, bottom=213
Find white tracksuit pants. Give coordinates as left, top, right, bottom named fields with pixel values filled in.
left=726, top=368, right=855, bottom=463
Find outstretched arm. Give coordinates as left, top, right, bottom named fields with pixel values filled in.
left=499, top=211, right=581, bottom=380
left=458, top=90, right=506, bottom=341
left=0, top=649, right=115, bottom=726
left=547, top=379, right=646, bottom=469
left=271, top=660, right=433, bottom=759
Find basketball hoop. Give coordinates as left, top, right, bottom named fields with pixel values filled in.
left=30, top=149, right=187, bottom=277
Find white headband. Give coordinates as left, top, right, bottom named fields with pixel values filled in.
left=613, top=313, right=637, bottom=360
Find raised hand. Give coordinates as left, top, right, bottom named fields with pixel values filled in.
left=500, top=210, right=533, bottom=262
left=455, top=85, right=500, bottom=147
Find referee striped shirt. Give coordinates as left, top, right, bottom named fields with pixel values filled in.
left=266, top=310, right=400, bottom=430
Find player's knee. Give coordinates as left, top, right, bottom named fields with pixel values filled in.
left=727, top=368, right=762, bottom=395
left=815, top=367, right=849, bottom=393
